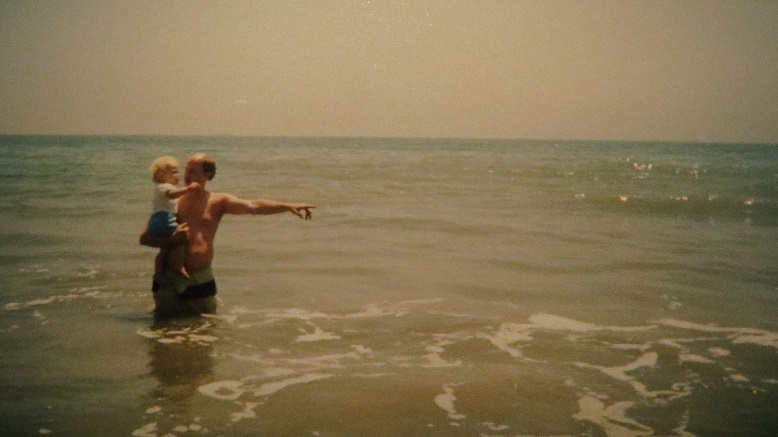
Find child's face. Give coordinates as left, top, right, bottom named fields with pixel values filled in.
left=160, top=168, right=180, bottom=185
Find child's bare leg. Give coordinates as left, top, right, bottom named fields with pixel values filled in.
left=154, top=248, right=168, bottom=283
left=167, top=243, right=189, bottom=279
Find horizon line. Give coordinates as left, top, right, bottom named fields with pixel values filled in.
left=1, top=133, right=777, bottom=146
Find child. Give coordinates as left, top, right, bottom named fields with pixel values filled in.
left=148, top=156, right=199, bottom=282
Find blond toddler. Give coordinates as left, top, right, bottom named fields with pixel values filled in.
left=148, top=156, right=199, bottom=282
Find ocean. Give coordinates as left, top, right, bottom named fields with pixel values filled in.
left=1, top=136, right=776, bottom=436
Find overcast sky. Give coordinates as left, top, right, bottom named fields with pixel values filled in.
left=1, top=1, right=777, bottom=142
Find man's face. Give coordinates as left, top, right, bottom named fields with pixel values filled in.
left=184, top=160, right=206, bottom=185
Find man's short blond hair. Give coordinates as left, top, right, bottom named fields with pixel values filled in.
left=190, top=153, right=216, bottom=181
left=149, top=156, right=179, bottom=182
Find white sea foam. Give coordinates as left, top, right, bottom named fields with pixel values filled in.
left=253, top=373, right=332, bottom=397
left=575, top=352, right=662, bottom=399
left=434, top=384, right=466, bottom=420
left=528, top=313, right=599, bottom=331
left=136, top=320, right=217, bottom=345
left=231, top=345, right=376, bottom=370
left=295, top=325, right=342, bottom=342
left=231, top=402, right=260, bottom=423
left=573, top=396, right=651, bottom=436
left=198, top=379, right=245, bottom=401
left=263, top=308, right=332, bottom=322
left=481, top=421, right=509, bottom=431
left=657, top=318, right=778, bottom=350
left=679, top=353, right=714, bottom=364
left=198, top=372, right=333, bottom=405
left=4, top=288, right=109, bottom=310
left=258, top=300, right=443, bottom=325
left=482, top=314, right=657, bottom=361
left=480, top=323, right=531, bottom=358
left=131, top=422, right=157, bottom=437
left=708, top=347, right=730, bottom=357
left=421, top=352, right=462, bottom=368
left=426, top=339, right=455, bottom=353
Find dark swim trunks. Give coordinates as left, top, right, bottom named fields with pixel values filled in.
left=151, top=267, right=218, bottom=319
left=151, top=267, right=217, bottom=299
left=152, top=278, right=217, bottom=299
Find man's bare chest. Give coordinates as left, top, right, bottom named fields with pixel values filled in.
left=177, top=197, right=221, bottom=228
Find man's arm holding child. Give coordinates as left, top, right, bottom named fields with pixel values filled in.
left=139, top=223, right=189, bottom=248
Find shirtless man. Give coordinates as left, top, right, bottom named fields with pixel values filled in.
left=139, top=153, right=315, bottom=319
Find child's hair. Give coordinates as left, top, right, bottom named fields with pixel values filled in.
left=149, top=156, right=179, bottom=183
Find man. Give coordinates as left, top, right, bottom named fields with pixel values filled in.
left=139, top=153, right=315, bottom=319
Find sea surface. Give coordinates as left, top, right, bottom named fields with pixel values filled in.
left=1, top=136, right=777, bottom=436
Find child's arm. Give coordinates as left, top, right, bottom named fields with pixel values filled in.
left=164, top=182, right=202, bottom=199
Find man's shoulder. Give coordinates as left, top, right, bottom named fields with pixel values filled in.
left=205, top=191, right=240, bottom=212
left=207, top=191, right=233, bottom=203
left=208, top=191, right=251, bottom=215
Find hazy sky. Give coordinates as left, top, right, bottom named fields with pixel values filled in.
left=1, top=1, right=777, bottom=142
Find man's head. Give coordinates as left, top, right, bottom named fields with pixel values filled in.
left=185, top=153, right=216, bottom=185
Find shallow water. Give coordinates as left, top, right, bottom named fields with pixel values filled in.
left=1, top=136, right=777, bottom=436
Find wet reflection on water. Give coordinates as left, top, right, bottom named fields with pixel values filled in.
left=136, top=318, right=217, bottom=436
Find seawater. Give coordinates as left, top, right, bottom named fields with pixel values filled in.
left=1, top=136, right=776, bottom=436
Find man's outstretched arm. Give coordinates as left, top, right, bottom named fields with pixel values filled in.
left=223, top=194, right=315, bottom=219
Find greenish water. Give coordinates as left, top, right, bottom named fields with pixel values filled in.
left=1, top=136, right=777, bottom=436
